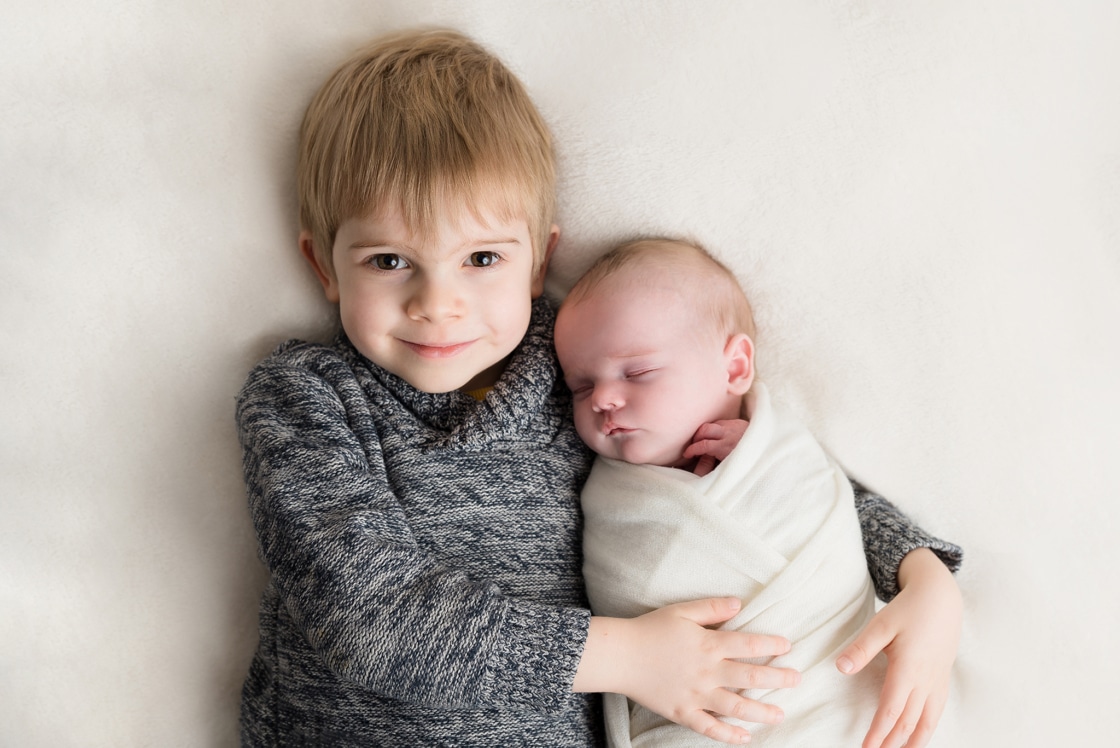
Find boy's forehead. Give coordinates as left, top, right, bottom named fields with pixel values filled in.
left=340, top=195, right=532, bottom=252
left=361, top=187, right=531, bottom=236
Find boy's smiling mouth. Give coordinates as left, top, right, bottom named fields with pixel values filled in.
left=401, top=340, right=476, bottom=358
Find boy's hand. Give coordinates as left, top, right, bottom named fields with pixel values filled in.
left=836, top=549, right=962, bottom=748
left=684, top=419, right=749, bottom=476
left=575, top=597, right=800, bottom=744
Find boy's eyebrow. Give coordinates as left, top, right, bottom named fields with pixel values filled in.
left=346, top=240, right=411, bottom=252
left=345, top=236, right=525, bottom=253
left=470, top=236, right=523, bottom=247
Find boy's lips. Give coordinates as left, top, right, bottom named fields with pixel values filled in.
left=602, top=422, right=635, bottom=436
left=401, top=339, right=476, bottom=359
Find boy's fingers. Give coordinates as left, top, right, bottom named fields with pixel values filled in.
left=863, top=675, right=918, bottom=748
left=674, top=596, right=743, bottom=627
left=711, top=628, right=792, bottom=660
left=877, top=692, right=923, bottom=748
left=723, top=660, right=801, bottom=691
left=900, top=690, right=945, bottom=748
left=683, top=711, right=752, bottom=745
left=862, top=702, right=899, bottom=748
left=707, top=688, right=784, bottom=726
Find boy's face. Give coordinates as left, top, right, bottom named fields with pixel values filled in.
left=555, top=275, right=748, bottom=467
left=304, top=199, right=553, bottom=393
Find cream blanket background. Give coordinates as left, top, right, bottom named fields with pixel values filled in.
left=2, top=1, right=1117, bottom=745
left=583, top=383, right=881, bottom=747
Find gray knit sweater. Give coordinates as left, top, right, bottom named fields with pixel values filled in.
left=236, top=298, right=961, bottom=746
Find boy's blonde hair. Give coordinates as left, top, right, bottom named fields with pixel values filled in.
left=567, top=237, right=757, bottom=341
left=298, top=29, right=556, bottom=277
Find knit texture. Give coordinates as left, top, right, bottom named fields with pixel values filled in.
left=851, top=481, right=963, bottom=601
left=236, top=298, right=602, bottom=746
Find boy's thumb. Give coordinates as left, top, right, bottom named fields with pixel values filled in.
left=678, top=596, right=742, bottom=627
left=836, top=626, right=886, bottom=675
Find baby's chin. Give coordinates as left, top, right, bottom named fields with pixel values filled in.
left=609, top=439, right=687, bottom=469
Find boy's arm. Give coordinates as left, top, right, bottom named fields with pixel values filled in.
left=237, top=358, right=585, bottom=714
left=850, top=479, right=962, bottom=601
left=845, top=480, right=964, bottom=748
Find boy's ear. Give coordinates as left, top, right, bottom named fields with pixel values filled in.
left=299, top=230, right=340, bottom=303
left=724, top=333, right=755, bottom=395
left=531, top=224, right=561, bottom=298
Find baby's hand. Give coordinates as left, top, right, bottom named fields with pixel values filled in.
left=684, top=419, right=749, bottom=476
left=836, top=549, right=962, bottom=748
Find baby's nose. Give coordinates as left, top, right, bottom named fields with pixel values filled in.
left=590, top=387, right=622, bottom=413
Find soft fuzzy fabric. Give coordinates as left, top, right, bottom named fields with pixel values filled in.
left=3, top=2, right=1119, bottom=746
left=583, top=383, right=881, bottom=747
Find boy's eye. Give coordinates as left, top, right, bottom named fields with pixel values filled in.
left=369, top=254, right=406, bottom=271
left=467, top=251, right=500, bottom=268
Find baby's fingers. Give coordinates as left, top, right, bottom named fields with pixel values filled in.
left=682, top=439, right=718, bottom=460
left=692, top=454, right=718, bottom=477
left=690, top=422, right=727, bottom=442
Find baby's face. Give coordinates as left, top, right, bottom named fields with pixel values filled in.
left=555, top=276, right=744, bottom=467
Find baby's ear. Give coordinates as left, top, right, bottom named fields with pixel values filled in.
left=724, top=333, right=755, bottom=395
left=300, top=230, right=340, bottom=303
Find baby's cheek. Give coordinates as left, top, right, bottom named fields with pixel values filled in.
left=577, top=414, right=609, bottom=456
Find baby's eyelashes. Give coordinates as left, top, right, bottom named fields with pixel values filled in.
left=565, top=380, right=592, bottom=399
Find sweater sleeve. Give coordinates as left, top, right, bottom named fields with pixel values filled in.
left=236, top=356, right=589, bottom=714
left=850, top=479, right=963, bottom=602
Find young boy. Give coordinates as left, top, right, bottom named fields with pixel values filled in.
left=554, top=238, right=962, bottom=747
left=237, top=29, right=961, bottom=746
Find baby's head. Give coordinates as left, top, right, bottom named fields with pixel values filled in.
left=295, top=29, right=558, bottom=393
left=555, top=238, right=757, bottom=467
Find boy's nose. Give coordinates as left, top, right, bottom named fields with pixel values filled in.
left=408, top=277, right=463, bottom=323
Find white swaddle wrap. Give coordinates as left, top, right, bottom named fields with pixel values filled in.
left=582, top=382, right=883, bottom=747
